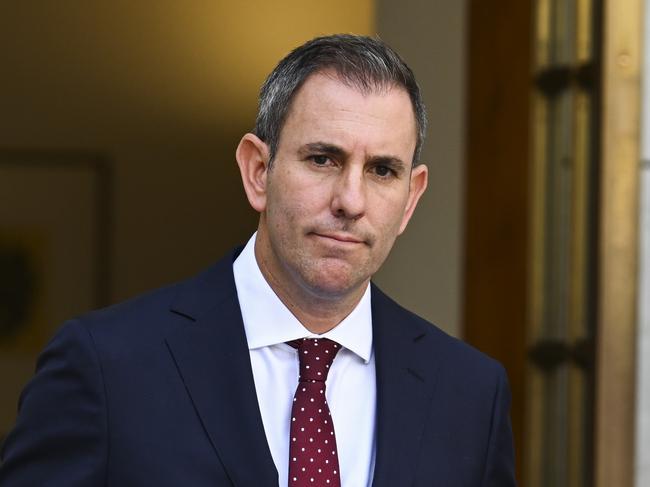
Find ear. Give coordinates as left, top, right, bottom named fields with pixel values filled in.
left=398, top=163, right=428, bottom=234
left=236, top=133, right=270, bottom=212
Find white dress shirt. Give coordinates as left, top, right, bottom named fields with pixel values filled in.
left=233, top=233, right=377, bottom=487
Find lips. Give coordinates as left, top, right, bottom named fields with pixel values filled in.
left=311, top=232, right=365, bottom=245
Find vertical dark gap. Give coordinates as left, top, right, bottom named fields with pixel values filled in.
left=584, top=0, right=604, bottom=485
left=463, top=1, right=533, bottom=483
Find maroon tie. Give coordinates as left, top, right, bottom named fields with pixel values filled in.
left=288, top=338, right=341, bottom=487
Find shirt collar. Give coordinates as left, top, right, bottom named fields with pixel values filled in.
left=232, top=233, right=373, bottom=364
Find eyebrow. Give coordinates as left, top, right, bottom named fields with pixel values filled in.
left=298, top=142, right=409, bottom=173
left=298, top=142, right=346, bottom=159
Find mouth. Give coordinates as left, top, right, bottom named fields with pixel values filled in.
left=310, top=232, right=366, bottom=246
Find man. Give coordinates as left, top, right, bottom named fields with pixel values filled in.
left=0, top=35, right=515, bottom=486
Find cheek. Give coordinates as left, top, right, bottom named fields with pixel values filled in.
left=267, top=187, right=311, bottom=233
left=371, top=192, right=409, bottom=233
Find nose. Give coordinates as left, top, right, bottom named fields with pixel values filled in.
left=330, top=166, right=366, bottom=220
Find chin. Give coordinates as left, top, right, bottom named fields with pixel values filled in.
left=300, top=262, right=370, bottom=299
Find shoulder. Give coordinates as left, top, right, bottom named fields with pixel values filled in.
left=371, top=282, right=507, bottom=383
left=370, top=287, right=516, bottom=485
left=69, top=248, right=241, bottom=350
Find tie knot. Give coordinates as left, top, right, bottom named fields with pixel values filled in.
left=289, top=338, right=340, bottom=382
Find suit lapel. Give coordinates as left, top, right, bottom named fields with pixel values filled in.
left=165, top=254, right=278, bottom=487
left=370, top=285, right=442, bottom=487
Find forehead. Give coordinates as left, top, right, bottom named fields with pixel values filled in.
left=278, top=72, right=417, bottom=155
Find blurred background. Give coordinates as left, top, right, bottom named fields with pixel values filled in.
left=0, top=1, right=648, bottom=486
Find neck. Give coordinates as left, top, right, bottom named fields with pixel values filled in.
left=254, top=232, right=368, bottom=334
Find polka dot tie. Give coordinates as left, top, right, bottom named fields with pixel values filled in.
left=287, top=338, right=341, bottom=487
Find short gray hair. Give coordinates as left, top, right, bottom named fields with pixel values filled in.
left=254, top=34, right=427, bottom=166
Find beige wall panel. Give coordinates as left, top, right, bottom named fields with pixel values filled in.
left=376, top=0, right=466, bottom=336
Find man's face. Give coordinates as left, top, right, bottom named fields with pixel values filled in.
left=252, top=72, right=427, bottom=300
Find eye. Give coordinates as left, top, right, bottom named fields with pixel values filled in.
left=310, top=154, right=330, bottom=166
left=372, top=165, right=395, bottom=178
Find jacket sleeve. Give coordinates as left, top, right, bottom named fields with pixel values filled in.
left=0, top=319, right=108, bottom=486
left=481, top=365, right=517, bottom=486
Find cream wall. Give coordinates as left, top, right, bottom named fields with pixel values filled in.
left=376, top=0, right=467, bottom=336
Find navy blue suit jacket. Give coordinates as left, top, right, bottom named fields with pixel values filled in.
left=0, top=249, right=516, bottom=486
